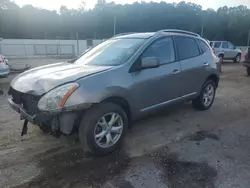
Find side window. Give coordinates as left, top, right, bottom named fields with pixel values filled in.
left=142, top=37, right=175, bottom=64
left=214, top=42, right=221, bottom=48
left=174, top=37, right=200, bottom=60
left=222, top=42, right=229, bottom=49
left=228, top=42, right=235, bottom=49
left=197, top=39, right=209, bottom=53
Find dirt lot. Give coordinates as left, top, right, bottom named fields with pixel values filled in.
left=1, top=59, right=250, bottom=188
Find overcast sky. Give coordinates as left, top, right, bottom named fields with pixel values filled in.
left=12, top=0, right=250, bottom=11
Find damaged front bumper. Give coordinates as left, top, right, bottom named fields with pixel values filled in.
left=8, top=98, right=58, bottom=124
left=8, top=97, right=92, bottom=136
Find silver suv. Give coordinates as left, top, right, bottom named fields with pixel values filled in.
left=8, top=30, right=220, bottom=155
left=210, top=41, right=241, bottom=63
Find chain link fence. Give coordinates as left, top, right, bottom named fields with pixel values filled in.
left=0, top=44, right=75, bottom=58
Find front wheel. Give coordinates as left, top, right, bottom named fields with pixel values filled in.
left=78, top=102, right=128, bottom=155
left=234, top=54, right=241, bottom=63
left=39, top=123, right=50, bottom=133
left=192, top=80, right=216, bottom=111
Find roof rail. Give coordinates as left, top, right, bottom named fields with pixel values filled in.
left=113, top=32, right=137, bottom=37
left=158, top=29, right=200, bottom=37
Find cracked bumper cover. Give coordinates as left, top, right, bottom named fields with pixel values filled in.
left=8, top=98, right=92, bottom=125
left=8, top=98, right=58, bottom=124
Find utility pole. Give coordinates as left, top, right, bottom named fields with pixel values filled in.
left=0, top=38, right=2, bottom=54
left=113, top=15, right=116, bottom=36
left=76, top=32, right=79, bottom=55
left=201, top=26, right=204, bottom=38
left=247, top=30, right=250, bottom=47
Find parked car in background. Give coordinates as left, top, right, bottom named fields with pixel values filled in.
left=210, top=41, right=241, bottom=63
left=0, top=54, right=10, bottom=77
left=243, top=48, right=250, bottom=75
left=8, top=30, right=220, bottom=155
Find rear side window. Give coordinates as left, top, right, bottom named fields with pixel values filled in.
left=214, top=42, right=221, bottom=48
left=222, top=42, right=229, bottom=49
left=142, top=37, right=175, bottom=64
left=228, top=42, right=235, bottom=49
left=197, top=39, right=209, bottom=53
left=174, top=37, right=200, bottom=60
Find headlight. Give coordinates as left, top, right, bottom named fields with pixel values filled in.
left=38, top=83, right=79, bottom=111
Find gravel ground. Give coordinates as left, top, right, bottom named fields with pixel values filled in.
left=1, top=59, right=250, bottom=188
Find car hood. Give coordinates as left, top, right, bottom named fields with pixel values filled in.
left=11, top=62, right=113, bottom=95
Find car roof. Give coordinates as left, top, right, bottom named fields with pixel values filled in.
left=115, top=30, right=201, bottom=40
left=210, top=41, right=226, bottom=43
left=115, top=32, right=155, bottom=39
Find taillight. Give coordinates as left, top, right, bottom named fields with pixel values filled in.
left=0, top=58, right=3, bottom=63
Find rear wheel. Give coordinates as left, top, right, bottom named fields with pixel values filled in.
left=78, top=102, right=128, bottom=155
left=234, top=54, right=241, bottom=63
left=192, top=80, right=216, bottom=111
left=218, top=54, right=224, bottom=64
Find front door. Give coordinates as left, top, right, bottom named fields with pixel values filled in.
left=222, top=41, right=231, bottom=59
left=129, top=37, right=182, bottom=112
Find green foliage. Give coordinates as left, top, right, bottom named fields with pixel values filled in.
left=0, top=0, right=250, bottom=45
left=0, top=0, right=18, bottom=10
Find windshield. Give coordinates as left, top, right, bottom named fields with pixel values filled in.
left=74, top=38, right=145, bottom=66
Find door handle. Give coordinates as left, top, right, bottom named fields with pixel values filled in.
left=171, top=69, right=180, bottom=75
left=203, top=62, right=209, bottom=66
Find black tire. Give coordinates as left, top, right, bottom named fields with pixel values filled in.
left=192, top=80, right=216, bottom=111
left=234, top=54, right=241, bottom=63
left=78, top=102, right=128, bottom=155
left=39, top=123, right=50, bottom=133
left=247, top=68, right=250, bottom=76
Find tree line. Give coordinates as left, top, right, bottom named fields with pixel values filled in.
left=1, top=0, right=250, bottom=45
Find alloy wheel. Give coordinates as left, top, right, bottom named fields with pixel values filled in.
left=203, top=84, right=215, bottom=107
left=94, top=112, right=124, bottom=148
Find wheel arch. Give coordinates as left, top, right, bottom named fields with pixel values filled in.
left=218, top=53, right=224, bottom=58
left=206, top=74, right=219, bottom=88
left=102, top=96, right=132, bottom=122
left=236, top=52, right=242, bottom=57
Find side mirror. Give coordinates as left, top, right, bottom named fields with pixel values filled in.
left=233, top=46, right=236, bottom=49
left=141, top=57, right=160, bottom=69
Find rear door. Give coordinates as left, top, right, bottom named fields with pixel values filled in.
left=227, top=42, right=238, bottom=58
left=174, top=36, right=209, bottom=97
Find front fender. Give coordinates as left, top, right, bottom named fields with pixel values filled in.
left=66, top=85, right=133, bottom=107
